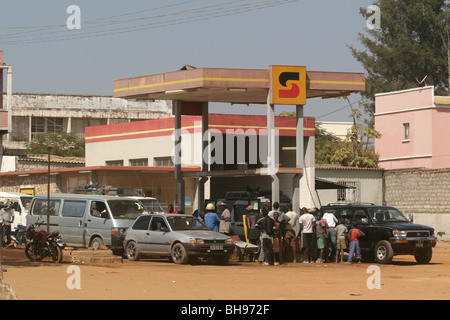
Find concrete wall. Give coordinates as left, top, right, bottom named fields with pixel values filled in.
left=383, top=168, right=450, bottom=240
left=2, top=93, right=172, bottom=151
left=316, top=166, right=383, bottom=207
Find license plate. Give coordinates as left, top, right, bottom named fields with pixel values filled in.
left=416, top=241, right=424, bottom=247
left=210, top=244, right=223, bottom=250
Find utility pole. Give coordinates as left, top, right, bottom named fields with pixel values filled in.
left=47, top=146, right=52, bottom=233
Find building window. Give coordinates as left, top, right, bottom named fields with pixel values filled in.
left=31, top=117, right=63, bottom=137
left=154, top=156, right=174, bottom=167
left=130, top=158, right=148, bottom=167
left=106, top=160, right=124, bottom=166
left=403, top=123, right=410, bottom=141
left=31, top=118, right=45, bottom=134
left=337, top=181, right=360, bottom=203
left=47, top=118, right=63, bottom=132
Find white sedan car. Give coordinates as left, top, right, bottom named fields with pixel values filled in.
left=124, top=214, right=235, bottom=264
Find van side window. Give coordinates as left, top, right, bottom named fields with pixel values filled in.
left=62, top=201, right=86, bottom=218
left=90, top=201, right=108, bottom=218
left=31, top=199, right=61, bottom=216
left=132, top=216, right=151, bottom=230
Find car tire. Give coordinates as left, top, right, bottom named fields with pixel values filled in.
left=90, top=237, right=104, bottom=250
left=374, top=240, right=394, bottom=264
left=414, top=247, right=432, bottom=264
left=126, top=241, right=140, bottom=261
left=171, top=243, right=189, bottom=264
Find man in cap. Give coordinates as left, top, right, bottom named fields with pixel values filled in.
left=204, top=203, right=220, bottom=232
left=218, top=201, right=231, bottom=235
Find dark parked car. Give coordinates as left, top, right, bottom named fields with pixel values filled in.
left=320, top=204, right=437, bottom=264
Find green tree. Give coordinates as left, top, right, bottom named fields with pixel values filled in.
left=279, top=111, right=380, bottom=168
left=349, top=0, right=449, bottom=115
left=26, top=132, right=85, bottom=157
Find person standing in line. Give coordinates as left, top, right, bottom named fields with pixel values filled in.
left=298, top=208, right=316, bottom=263
left=345, top=222, right=365, bottom=264
left=284, top=203, right=298, bottom=263
left=204, top=203, right=220, bottom=232
left=334, top=218, right=348, bottom=263
left=269, top=202, right=289, bottom=265
left=323, top=210, right=338, bottom=262
left=255, top=206, right=276, bottom=266
left=218, top=201, right=231, bottom=235
left=315, top=211, right=328, bottom=263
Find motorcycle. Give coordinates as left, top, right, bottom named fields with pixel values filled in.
left=11, top=224, right=27, bottom=246
left=25, top=221, right=66, bottom=263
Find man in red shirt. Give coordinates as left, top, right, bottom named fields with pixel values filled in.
left=345, top=222, right=365, bottom=264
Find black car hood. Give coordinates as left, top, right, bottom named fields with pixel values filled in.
left=375, top=221, right=434, bottom=231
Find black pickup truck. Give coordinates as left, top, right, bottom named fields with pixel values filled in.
left=320, top=204, right=437, bottom=264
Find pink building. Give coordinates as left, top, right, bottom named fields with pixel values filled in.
left=375, top=86, right=450, bottom=170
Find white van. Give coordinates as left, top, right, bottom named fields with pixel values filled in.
left=27, top=194, right=147, bottom=255
left=0, top=192, right=34, bottom=230
left=128, top=196, right=164, bottom=213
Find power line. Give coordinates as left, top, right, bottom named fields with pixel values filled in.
left=0, top=0, right=299, bottom=46
left=315, top=98, right=362, bottom=120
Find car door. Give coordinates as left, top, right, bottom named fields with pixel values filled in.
left=352, top=208, right=375, bottom=250
left=85, top=200, right=112, bottom=247
left=130, top=215, right=152, bottom=254
left=148, top=216, right=172, bottom=254
left=59, top=200, right=87, bottom=247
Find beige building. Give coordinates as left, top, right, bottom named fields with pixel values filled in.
left=2, top=92, right=172, bottom=153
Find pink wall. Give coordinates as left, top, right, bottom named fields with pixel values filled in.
left=375, top=87, right=434, bottom=114
left=432, top=108, right=450, bottom=168
left=375, top=86, right=450, bottom=170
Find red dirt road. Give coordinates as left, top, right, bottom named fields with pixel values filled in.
left=1, top=241, right=450, bottom=300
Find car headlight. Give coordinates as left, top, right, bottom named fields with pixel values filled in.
left=189, top=238, right=204, bottom=244
left=393, top=230, right=407, bottom=237
left=225, top=238, right=233, bottom=244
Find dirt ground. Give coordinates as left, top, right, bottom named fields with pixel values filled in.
left=1, top=241, right=450, bottom=301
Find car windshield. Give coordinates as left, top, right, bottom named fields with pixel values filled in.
left=166, top=216, right=209, bottom=231
left=368, top=207, right=409, bottom=223
left=107, top=200, right=144, bottom=219
left=139, top=199, right=163, bottom=212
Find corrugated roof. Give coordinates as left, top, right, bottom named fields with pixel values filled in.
left=316, top=164, right=383, bottom=171
left=18, top=155, right=85, bottom=164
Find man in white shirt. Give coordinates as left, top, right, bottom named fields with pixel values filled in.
left=284, top=203, right=298, bottom=262
left=323, top=211, right=338, bottom=262
left=299, top=208, right=316, bottom=263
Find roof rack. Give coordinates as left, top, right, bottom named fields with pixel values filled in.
left=323, top=202, right=375, bottom=206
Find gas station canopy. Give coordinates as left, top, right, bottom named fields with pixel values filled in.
left=113, top=66, right=365, bottom=103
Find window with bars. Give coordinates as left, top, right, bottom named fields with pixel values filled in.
left=105, top=160, right=124, bottom=166
left=129, top=158, right=148, bottom=167
left=31, top=117, right=63, bottom=137
left=337, top=181, right=360, bottom=203
left=154, top=157, right=174, bottom=167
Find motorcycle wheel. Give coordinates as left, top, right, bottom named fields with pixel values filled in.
left=25, top=243, right=44, bottom=262
left=48, top=242, right=63, bottom=263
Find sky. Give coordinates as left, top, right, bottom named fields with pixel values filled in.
left=0, top=0, right=375, bottom=122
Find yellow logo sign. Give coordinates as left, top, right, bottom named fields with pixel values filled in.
left=270, top=65, right=306, bottom=105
